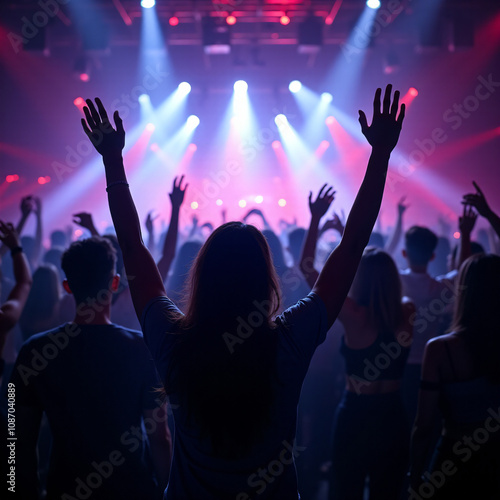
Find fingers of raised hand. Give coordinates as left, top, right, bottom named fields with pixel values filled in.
left=390, top=90, right=400, bottom=118
left=383, top=84, right=392, bottom=115
left=373, top=87, right=382, bottom=117
left=397, top=103, right=406, bottom=126
left=358, top=110, right=369, bottom=134
left=95, top=98, right=109, bottom=125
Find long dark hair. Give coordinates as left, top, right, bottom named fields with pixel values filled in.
left=451, top=254, right=500, bottom=383
left=168, top=222, right=281, bottom=458
left=350, top=247, right=403, bottom=333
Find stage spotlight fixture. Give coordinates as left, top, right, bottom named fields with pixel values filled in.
left=275, top=114, right=288, bottom=127
left=138, top=94, right=150, bottom=104
left=226, top=15, right=237, bottom=25
left=234, top=80, right=248, bottom=92
left=146, top=123, right=155, bottom=132
left=141, top=0, right=155, bottom=8
left=178, top=82, right=192, bottom=94
left=73, top=97, right=85, bottom=107
left=169, top=16, right=179, bottom=26
left=321, top=92, right=333, bottom=102
left=289, top=80, right=302, bottom=93
left=202, top=17, right=231, bottom=55
left=298, top=16, right=323, bottom=54
left=409, top=87, right=419, bottom=97
left=278, top=199, right=287, bottom=207
left=188, top=143, right=197, bottom=152
left=74, top=55, right=91, bottom=82
left=255, top=195, right=264, bottom=204
left=216, top=199, right=223, bottom=206
left=272, top=140, right=281, bottom=149
left=6, top=175, right=20, bottom=183
left=191, top=202, right=199, bottom=209
left=238, top=200, right=247, bottom=208
left=366, top=0, right=381, bottom=9
left=325, top=17, right=334, bottom=25
left=325, top=116, right=335, bottom=125
left=187, top=115, right=200, bottom=127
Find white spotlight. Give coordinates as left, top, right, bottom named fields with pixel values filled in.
left=321, top=92, right=333, bottom=103
left=234, top=80, right=248, bottom=93
left=138, top=94, right=150, bottom=104
left=275, top=114, right=288, bottom=128
left=178, top=82, right=191, bottom=94
left=366, top=0, right=381, bottom=9
left=187, top=115, right=200, bottom=127
left=141, top=0, right=155, bottom=8
left=289, top=80, right=302, bottom=93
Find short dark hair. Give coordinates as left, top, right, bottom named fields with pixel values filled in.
left=404, top=226, right=438, bottom=266
left=61, top=237, right=116, bottom=304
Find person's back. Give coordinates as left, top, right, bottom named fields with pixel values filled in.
left=410, top=254, right=500, bottom=498
left=10, top=237, right=170, bottom=499
left=12, top=323, right=160, bottom=499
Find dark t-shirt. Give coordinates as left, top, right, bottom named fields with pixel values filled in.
left=141, top=292, right=329, bottom=500
left=10, top=323, right=161, bottom=500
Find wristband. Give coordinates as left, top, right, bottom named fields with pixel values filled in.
left=106, top=180, right=129, bottom=192
left=10, top=246, right=23, bottom=257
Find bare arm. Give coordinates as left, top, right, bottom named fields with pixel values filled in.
left=299, top=184, right=335, bottom=289
left=81, top=98, right=166, bottom=319
left=0, top=196, right=33, bottom=258
left=32, top=197, right=43, bottom=267
left=463, top=181, right=500, bottom=241
left=313, top=85, right=405, bottom=326
left=457, top=204, right=477, bottom=268
left=385, top=196, right=408, bottom=256
left=157, top=177, right=187, bottom=282
left=0, top=222, right=33, bottom=350
left=145, top=211, right=158, bottom=256
left=144, top=405, right=172, bottom=491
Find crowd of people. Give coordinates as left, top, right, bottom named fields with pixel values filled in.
left=0, top=85, right=499, bottom=499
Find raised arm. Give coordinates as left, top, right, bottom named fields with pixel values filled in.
left=157, top=176, right=187, bottom=282
left=299, top=184, right=335, bottom=288
left=313, top=85, right=405, bottom=326
left=385, top=196, right=408, bottom=256
left=73, top=212, right=100, bottom=237
left=32, top=197, right=43, bottom=267
left=242, top=208, right=271, bottom=230
left=0, top=196, right=33, bottom=258
left=145, top=211, right=159, bottom=256
left=457, top=204, right=477, bottom=268
left=462, top=181, right=500, bottom=241
left=0, top=222, right=33, bottom=353
left=81, top=98, right=166, bottom=319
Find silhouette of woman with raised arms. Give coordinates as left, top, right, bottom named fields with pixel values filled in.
left=81, top=85, right=405, bottom=499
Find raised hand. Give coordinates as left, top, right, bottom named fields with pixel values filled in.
left=243, top=208, right=263, bottom=221
left=191, top=214, right=199, bottom=227
left=462, top=181, right=492, bottom=218
left=397, top=196, right=409, bottom=216
left=322, top=212, right=345, bottom=235
left=169, top=175, right=188, bottom=210
left=308, top=184, right=336, bottom=220
left=358, top=84, right=405, bottom=153
left=145, top=211, right=158, bottom=233
left=0, top=221, right=21, bottom=250
left=459, top=204, right=477, bottom=236
left=81, top=98, right=125, bottom=158
left=73, top=212, right=97, bottom=233
left=33, top=197, right=42, bottom=216
left=20, top=196, right=34, bottom=217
